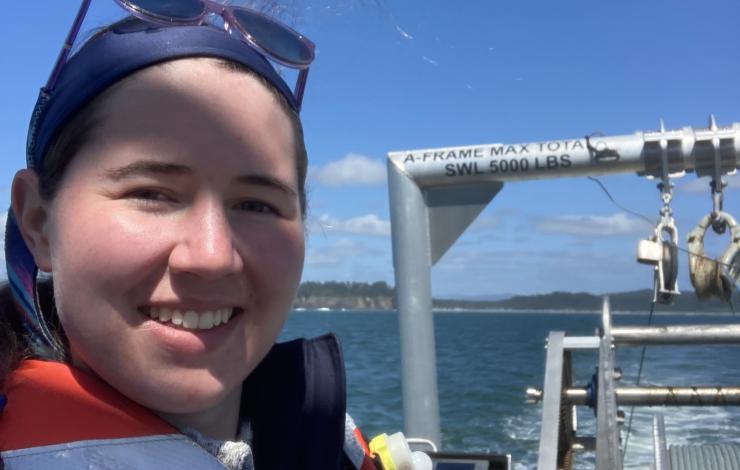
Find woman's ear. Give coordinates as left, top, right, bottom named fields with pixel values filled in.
left=11, top=169, right=53, bottom=272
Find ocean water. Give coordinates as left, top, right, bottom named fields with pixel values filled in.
left=280, top=310, right=740, bottom=469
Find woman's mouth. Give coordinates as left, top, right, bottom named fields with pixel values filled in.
left=140, top=307, right=237, bottom=330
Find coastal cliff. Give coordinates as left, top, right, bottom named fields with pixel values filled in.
left=293, top=295, right=394, bottom=310
left=293, top=281, right=395, bottom=310
left=292, top=282, right=740, bottom=312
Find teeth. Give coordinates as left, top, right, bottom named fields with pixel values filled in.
left=159, top=308, right=172, bottom=322
left=146, top=307, right=234, bottom=330
left=183, top=310, right=199, bottom=329
left=198, top=311, right=214, bottom=330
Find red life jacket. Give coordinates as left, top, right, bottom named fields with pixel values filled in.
left=0, top=334, right=377, bottom=470
left=0, top=358, right=224, bottom=469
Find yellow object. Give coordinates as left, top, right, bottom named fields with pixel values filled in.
left=369, top=433, right=397, bottom=470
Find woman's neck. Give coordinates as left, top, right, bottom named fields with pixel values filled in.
left=156, top=387, right=242, bottom=441
left=69, top=351, right=242, bottom=441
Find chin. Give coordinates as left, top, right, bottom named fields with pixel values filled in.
left=146, top=377, right=237, bottom=415
left=104, top=363, right=243, bottom=417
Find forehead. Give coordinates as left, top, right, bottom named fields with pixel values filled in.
left=70, top=58, right=297, bottom=181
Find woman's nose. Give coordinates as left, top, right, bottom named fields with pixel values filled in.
left=168, top=200, right=244, bottom=279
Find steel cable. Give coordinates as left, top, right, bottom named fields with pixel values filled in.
left=621, top=300, right=656, bottom=460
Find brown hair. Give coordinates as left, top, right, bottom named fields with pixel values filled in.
left=0, top=279, right=57, bottom=387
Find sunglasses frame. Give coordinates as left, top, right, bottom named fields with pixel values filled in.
left=47, top=0, right=314, bottom=109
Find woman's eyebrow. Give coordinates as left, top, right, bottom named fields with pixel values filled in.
left=103, top=161, right=192, bottom=181
left=102, top=162, right=296, bottom=197
left=234, top=174, right=297, bottom=197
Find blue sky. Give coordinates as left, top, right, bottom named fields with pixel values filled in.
left=1, top=1, right=739, bottom=297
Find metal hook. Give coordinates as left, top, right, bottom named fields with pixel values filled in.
left=710, top=179, right=727, bottom=234
left=637, top=157, right=681, bottom=304
left=704, top=114, right=731, bottom=234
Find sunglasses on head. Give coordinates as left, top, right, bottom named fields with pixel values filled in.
left=48, top=0, right=316, bottom=110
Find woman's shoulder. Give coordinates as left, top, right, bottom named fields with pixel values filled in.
left=2, top=359, right=175, bottom=446
left=0, top=360, right=226, bottom=469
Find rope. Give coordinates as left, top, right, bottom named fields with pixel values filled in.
left=621, top=300, right=656, bottom=460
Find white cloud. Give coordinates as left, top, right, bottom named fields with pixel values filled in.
left=678, top=173, right=740, bottom=193
left=535, top=213, right=648, bottom=236
left=310, top=154, right=386, bottom=187
left=422, top=56, right=438, bottom=66
left=396, top=25, right=413, bottom=40
left=311, top=213, right=390, bottom=237
left=468, top=214, right=505, bottom=232
left=305, top=238, right=383, bottom=266
left=434, top=243, right=644, bottom=296
left=729, top=175, right=740, bottom=189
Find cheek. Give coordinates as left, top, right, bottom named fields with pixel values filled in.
left=48, top=204, right=171, bottom=334
left=245, top=221, right=305, bottom=300
left=52, top=208, right=166, bottom=284
left=240, top=222, right=304, bottom=335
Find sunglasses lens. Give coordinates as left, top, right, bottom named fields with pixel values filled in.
left=231, top=9, right=313, bottom=66
left=125, top=0, right=204, bottom=21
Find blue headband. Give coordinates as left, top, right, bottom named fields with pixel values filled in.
left=28, top=19, right=298, bottom=170
left=8, top=19, right=299, bottom=358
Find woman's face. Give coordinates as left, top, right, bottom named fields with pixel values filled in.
left=39, top=59, right=304, bottom=418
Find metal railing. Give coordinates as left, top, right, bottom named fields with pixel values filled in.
left=526, top=297, right=740, bottom=470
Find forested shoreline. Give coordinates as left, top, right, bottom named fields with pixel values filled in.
left=293, top=282, right=739, bottom=313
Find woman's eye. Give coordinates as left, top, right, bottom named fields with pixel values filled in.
left=125, top=189, right=176, bottom=206
left=235, top=200, right=278, bottom=215
left=131, top=189, right=165, bottom=200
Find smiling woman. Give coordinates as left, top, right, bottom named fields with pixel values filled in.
left=0, top=2, right=375, bottom=470
left=26, top=56, right=305, bottom=427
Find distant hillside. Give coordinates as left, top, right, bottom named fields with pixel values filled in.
left=436, top=293, right=515, bottom=302
left=294, top=282, right=739, bottom=313
left=297, top=281, right=394, bottom=298
left=295, top=281, right=394, bottom=310
left=437, top=289, right=739, bottom=312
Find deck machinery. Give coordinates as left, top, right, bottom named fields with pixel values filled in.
left=386, top=118, right=740, bottom=469
left=526, top=298, right=740, bottom=469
